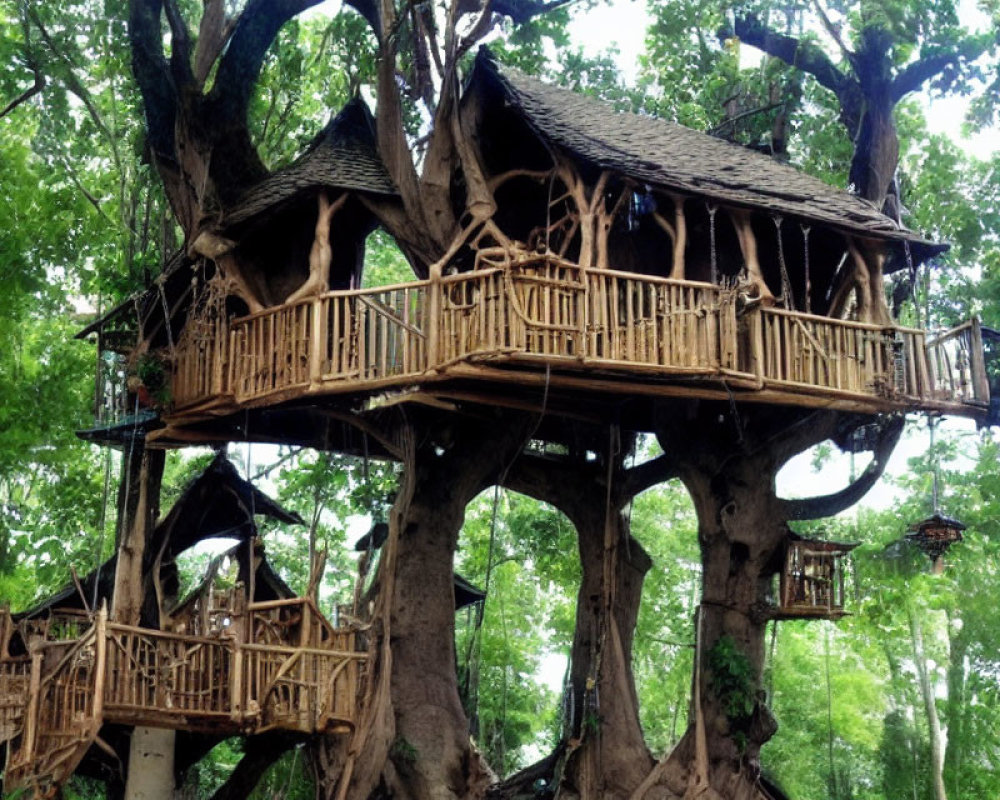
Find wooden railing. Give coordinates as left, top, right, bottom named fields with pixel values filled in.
left=225, top=283, right=429, bottom=404
left=924, top=319, right=991, bottom=406
left=2, top=604, right=366, bottom=797
left=4, top=614, right=107, bottom=799
left=744, top=309, right=899, bottom=398
left=103, top=624, right=234, bottom=725
left=0, top=657, right=30, bottom=745
left=168, top=256, right=991, bottom=416
left=583, top=269, right=735, bottom=372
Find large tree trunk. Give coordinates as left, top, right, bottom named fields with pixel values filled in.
left=664, top=459, right=784, bottom=795
left=847, top=88, right=899, bottom=208
left=326, top=412, right=533, bottom=800
left=495, top=433, right=670, bottom=799
left=558, top=504, right=654, bottom=798
left=644, top=402, right=877, bottom=799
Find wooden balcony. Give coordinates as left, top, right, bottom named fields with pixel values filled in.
left=166, top=255, right=990, bottom=425
left=1, top=603, right=366, bottom=799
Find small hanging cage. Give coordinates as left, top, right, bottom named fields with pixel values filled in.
left=776, top=537, right=858, bottom=620
left=905, top=512, right=966, bottom=566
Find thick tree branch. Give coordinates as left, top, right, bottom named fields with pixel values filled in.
left=208, top=732, right=299, bottom=800
left=129, top=0, right=178, bottom=159
left=0, top=68, right=45, bottom=119
left=891, top=36, right=995, bottom=102
left=210, top=0, right=326, bottom=118
left=503, top=452, right=598, bottom=518
left=781, top=415, right=904, bottom=520
left=620, top=453, right=677, bottom=500
left=728, top=14, right=855, bottom=102
left=163, top=0, right=195, bottom=87
left=491, top=0, right=576, bottom=25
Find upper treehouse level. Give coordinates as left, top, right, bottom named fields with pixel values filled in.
left=79, top=52, right=995, bottom=448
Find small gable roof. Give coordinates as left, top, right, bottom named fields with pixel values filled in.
left=469, top=50, right=941, bottom=253
left=222, top=97, right=397, bottom=229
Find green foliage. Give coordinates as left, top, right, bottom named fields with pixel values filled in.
left=456, top=489, right=573, bottom=775
left=391, top=735, right=419, bottom=766
left=707, top=635, right=755, bottom=721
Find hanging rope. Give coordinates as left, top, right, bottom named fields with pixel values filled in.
left=904, top=240, right=920, bottom=329
left=90, top=430, right=116, bottom=611
left=158, top=281, right=175, bottom=356
left=801, top=224, right=812, bottom=314
left=708, top=203, right=719, bottom=285
left=929, top=414, right=940, bottom=512
left=774, top=215, right=793, bottom=309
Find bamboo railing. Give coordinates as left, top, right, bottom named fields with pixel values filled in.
left=168, top=256, right=990, bottom=417
left=924, top=319, right=991, bottom=405
left=744, top=309, right=899, bottom=398
left=2, top=602, right=366, bottom=798
left=583, top=269, right=735, bottom=372
left=4, top=611, right=107, bottom=800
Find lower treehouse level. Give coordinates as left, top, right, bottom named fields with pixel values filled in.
left=119, top=255, right=989, bottom=445
left=0, top=599, right=365, bottom=799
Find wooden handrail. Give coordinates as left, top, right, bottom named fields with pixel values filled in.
left=168, top=255, right=990, bottom=417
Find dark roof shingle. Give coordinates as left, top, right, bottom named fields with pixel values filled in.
left=472, top=51, right=937, bottom=248
left=222, top=97, right=397, bottom=228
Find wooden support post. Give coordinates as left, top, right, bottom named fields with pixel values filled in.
left=112, top=437, right=165, bottom=627
left=729, top=208, right=775, bottom=305
left=92, top=603, right=108, bottom=733
left=670, top=194, right=687, bottom=281
left=970, top=318, right=990, bottom=402
left=22, top=638, right=42, bottom=766
left=427, top=264, right=443, bottom=370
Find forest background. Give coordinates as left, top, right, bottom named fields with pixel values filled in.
left=1, top=0, right=999, bottom=797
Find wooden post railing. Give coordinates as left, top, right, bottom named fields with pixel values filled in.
left=165, top=257, right=991, bottom=417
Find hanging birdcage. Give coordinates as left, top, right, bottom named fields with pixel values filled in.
left=776, top=536, right=857, bottom=620
left=905, top=512, right=966, bottom=564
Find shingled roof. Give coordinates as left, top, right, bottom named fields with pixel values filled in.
left=222, top=97, right=397, bottom=229
left=470, top=50, right=938, bottom=250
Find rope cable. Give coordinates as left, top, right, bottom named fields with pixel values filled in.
left=801, top=224, right=812, bottom=314
left=708, top=203, right=719, bottom=285
left=774, top=214, right=793, bottom=309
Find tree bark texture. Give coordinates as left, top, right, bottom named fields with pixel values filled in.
left=328, top=411, right=534, bottom=800
left=646, top=402, right=890, bottom=798
left=559, top=507, right=654, bottom=798
left=112, top=438, right=165, bottom=627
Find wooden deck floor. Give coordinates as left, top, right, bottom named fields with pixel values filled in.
left=165, top=257, right=990, bottom=426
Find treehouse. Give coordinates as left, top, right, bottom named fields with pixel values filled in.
left=77, top=48, right=993, bottom=453
left=776, top=537, right=857, bottom=620
left=0, top=455, right=366, bottom=800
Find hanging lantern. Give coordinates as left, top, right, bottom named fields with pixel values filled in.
left=905, top=512, right=966, bottom=570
